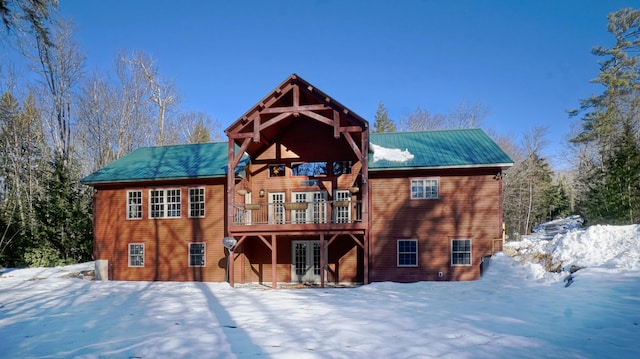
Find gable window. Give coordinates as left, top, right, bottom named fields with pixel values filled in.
left=127, top=190, right=142, bottom=219
left=189, top=242, right=206, bottom=267
left=397, top=239, right=418, bottom=267
left=292, top=162, right=328, bottom=177
left=150, top=189, right=181, bottom=218
left=333, top=161, right=352, bottom=175
left=268, top=164, right=286, bottom=177
left=129, top=243, right=144, bottom=267
left=451, top=239, right=472, bottom=266
left=411, top=178, right=439, bottom=199
left=189, top=187, right=205, bottom=218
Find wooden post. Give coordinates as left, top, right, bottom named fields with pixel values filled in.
left=271, top=234, right=277, bottom=289
left=320, top=233, right=325, bottom=288
left=228, top=249, right=234, bottom=287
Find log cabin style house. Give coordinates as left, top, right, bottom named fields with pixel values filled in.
left=81, top=74, right=513, bottom=287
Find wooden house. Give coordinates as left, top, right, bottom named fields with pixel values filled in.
left=81, top=74, right=513, bottom=287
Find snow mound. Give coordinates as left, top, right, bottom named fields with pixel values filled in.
left=506, top=216, right=640, bottom=274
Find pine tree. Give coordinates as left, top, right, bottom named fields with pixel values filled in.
left=373, top=102, right=396, bottom=133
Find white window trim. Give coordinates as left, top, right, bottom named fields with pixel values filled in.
left=397, top=239, right=418, bottom=267
left=188, top=242, right=206, bottom=267
left=126, top=190, right=143, bottom=220
left=149, top=188, right=182, bottom=219
left=451, top=238, right=472, bottom=266
left=410, top=177, right=439, bottom=200
left=128, top=243, right=145, bottom=267
left=188, top=187, right=206, bottom=218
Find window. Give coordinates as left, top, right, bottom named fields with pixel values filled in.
left=292, top=162, right=328, bottom=177
left=189, top=243, right=206, bottom=267
left=333, top=161, right=352, bottom=175
left=411, top=178, right=439, bottom=199
left=189, top=187, right=205, bottom=218
left=397, top=239, right=418, bottom=267
left=127, top=190, right=142, bottom=219
left=452, top=239, right=472, bottom=266
left=150, top=189, right=181, bottom=218
left=129, top=243, right=144, bottom=267
left=268, top=164, right=286, bottom=177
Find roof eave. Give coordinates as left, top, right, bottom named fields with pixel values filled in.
left=370, top=162, right=514, bottom=172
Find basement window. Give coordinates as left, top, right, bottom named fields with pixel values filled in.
left=451, top=239, right=472, bottom=266
left=129, top=243, right=144, bottom=267
left=189, top=243, right=206, bottom=267
left=397, top=239, right=418, bottom=267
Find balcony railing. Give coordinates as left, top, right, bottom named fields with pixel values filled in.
left=233, top=200, right=362, bottom=226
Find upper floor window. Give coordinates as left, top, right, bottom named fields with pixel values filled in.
left=269, top=164, right=286, bottom=177
left=189, top=187, right=205, bottom=218
left=150, top=188, right=181, bottom=218
left=411, top=178, right=439, bottom=199
left=333, top=161, right=352, bottom=175
left=127, top=190, right=142, bottom=219
left=451, top=239, right=472, bottom=266
left=292, top=162, right=328, bottom=177
left=397, top=239, right=418, bottom=267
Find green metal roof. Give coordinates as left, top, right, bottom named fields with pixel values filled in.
left=369, top=129, right=513, bottom=170
left=81, top=142, right=241, bottom=185
left=82, top=129, right=512, bottom=185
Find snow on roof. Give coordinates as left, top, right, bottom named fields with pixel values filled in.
left=370, top=143, right=414, bottom=162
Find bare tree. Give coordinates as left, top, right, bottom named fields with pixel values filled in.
left=30, top=18, right=84, bottom=163
left=126, top=51, right=179, bottom=146
left=178, top=111, right=223, bottom=144
left=399, top=101, right=490, bottom=131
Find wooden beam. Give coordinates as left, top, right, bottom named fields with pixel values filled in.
left=299, top=110, right=334, bottom=127
left=339, top=126, right=364, bottom=133
left=257, top=234, right=272, bottom=250
left=342, top=131, right=362, bottom=159
left=348, top=233, right=364, bottom=249
left=230, top=137, right=251, bottom=171
left=260, top=104, right=328, bottom=114
left=253, top=116, right=260, bottom=142
left=333, top=110, right=340, bottom=139
left=259, top=112, right=291, bottom=131
left=293, top=84, right=300, bottom=107
left=326, top=233, right=340, bottom=247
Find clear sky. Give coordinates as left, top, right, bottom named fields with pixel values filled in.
left=53, top=0, right=637, bottom=168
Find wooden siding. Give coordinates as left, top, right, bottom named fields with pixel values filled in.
left=92, top=180, right=227, bottom=281
left=369, top=168, right=503, bottom=282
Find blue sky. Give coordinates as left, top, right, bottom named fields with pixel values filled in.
left=53, top=0, right=637, bottom=168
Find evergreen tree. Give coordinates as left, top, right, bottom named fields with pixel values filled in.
left=31, top=154, right=92, bottom=267
left=570, top=8, right=640, bottom=225
left=373, top=102, right=396, bottom=133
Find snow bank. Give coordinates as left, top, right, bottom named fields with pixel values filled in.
left=506, top=216, right=640, bottom=274
left=370, top=143, right=414, bottom=162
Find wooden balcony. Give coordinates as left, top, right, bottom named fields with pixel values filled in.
left=230, top=200, right=364, bottom=233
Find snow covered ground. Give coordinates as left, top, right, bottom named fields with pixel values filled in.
left=1, top=220, right=639, bottom=358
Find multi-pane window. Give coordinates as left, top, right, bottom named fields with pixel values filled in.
left=397, top=239, right=418, bottom=267
left=150, top=189, right=181, bottom=218
left=189, top=243, right=206, bottom=267
left=189, top=187, right=205, bottom=218
left=129, top=243, right=144, bottom=267
left=451, top=239, right=472, bottom=266
left=411, top=178, right=439, bottom=199
left=333, top=161, right=352, bottom=175
left=127, top=190, right=142, bottom=219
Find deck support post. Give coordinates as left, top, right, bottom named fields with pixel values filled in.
left=228, top=248, right=234, bottom=288
left=320, top=233, right=326, bottom=288
left=271, top=234, right=277, bottom=288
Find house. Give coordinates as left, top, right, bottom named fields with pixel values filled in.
left=81, top=74, right=513, bottom=287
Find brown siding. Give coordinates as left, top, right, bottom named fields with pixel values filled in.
left=369, top=168, right=502, bottom=282
left=93, top=181, right=227, bottom=281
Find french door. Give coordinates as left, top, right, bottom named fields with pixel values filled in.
left=291, top=240, right=325, bottom=283
left=268, top=192, right=285, bottom=224
left=292, top=191, right=327, bottom=224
